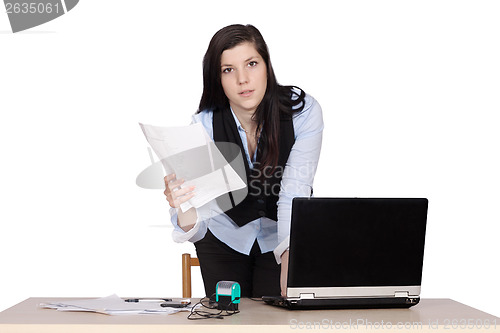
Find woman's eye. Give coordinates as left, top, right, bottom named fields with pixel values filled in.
left=222, top=68, right=233, bottom=73
left=248, top=61, right=258, bottom=67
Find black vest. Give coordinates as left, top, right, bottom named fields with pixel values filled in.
left=212, top=107, right=295, bottom=227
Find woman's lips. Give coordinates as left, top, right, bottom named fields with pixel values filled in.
left=239, top=90, right=254, bottom=97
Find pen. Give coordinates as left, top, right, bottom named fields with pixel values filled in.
left=161, top=300, right=191, bottom=308
left=124, top=298, right=172, bottom=303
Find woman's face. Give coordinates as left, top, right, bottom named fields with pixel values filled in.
left=220, top=42, right=267, bottom=117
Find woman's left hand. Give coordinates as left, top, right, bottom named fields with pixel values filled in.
left=280, top=250, right=289, bottom=296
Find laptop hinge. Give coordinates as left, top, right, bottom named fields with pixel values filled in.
left=299, top=293, right=315, bottom=299
left=394, top=291, right=409, bottom=298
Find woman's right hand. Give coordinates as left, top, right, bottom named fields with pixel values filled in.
left=163, top=173, right=196, bottom=208
left=164, top=174, right=198, bottom=232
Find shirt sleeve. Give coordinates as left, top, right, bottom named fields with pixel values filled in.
left=274, top=95, right=324, bottom=263
left=170, top=204, right=210, bottom=243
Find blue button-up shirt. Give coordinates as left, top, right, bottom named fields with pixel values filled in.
left=170, top=93, right=323, bottom=261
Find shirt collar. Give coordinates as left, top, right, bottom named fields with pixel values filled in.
left=229, top=106, right=246, bottom=133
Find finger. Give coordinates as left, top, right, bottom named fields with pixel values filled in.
left=168, top=185, right=194, bottom=205
left=168, top=191, right=195, bottom=208
left=167, top=178, right=185, bottom=192
left=166, top=186, right=195, bottom=207
left=166, top=192, right=178, bottom=208
left=164, top=173, right=176, bottom=183
left=172, top=192, right=196, bottom=208
left=164, top=180, right=182, bottom=196
left=173, top=185, right=196, bottom=198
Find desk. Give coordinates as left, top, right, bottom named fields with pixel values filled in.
left=0, top=298, right=499, bottom=332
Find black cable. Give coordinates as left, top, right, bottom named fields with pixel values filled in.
left=187, top=294, right=240, bottom=320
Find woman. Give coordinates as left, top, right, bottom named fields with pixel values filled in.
left=164, top=24, right=323, bottom=298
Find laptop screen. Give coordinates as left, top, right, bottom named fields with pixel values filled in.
left=288, top=198, right=428, bottom=288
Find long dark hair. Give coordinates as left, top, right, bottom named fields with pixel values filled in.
left=198, top=24, right=305, bottom=173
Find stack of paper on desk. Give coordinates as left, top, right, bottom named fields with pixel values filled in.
left=39, top=294, right=191, bottom=315
left=139, top=122, right=247, bottom=212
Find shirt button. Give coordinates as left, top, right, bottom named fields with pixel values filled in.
left=257, top=199, right=265, bottom=205
left=258, top=210, right=266, bottom=217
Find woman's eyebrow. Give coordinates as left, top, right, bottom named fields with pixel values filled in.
left=244, top=56, right=258, bottom=62
left=221, top=56, right=260, bottom=67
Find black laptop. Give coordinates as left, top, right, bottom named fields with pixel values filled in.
left=263, top=197, right=428, bottom=309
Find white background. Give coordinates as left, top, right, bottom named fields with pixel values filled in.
left=1, top=0, right=499, bottom=317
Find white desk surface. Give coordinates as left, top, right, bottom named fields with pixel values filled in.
left=0, top=297, right=499, bottom=332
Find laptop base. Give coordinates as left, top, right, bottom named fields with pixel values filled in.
left=262, top=296, right=420, bottom=310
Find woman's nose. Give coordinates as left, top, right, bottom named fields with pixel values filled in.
left=237, top=70, right=249, bottom=85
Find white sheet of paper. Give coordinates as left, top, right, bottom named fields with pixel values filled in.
left=139, top=122, right=247, bottom=212
left=39, top=294, right=189, bottom=315
left=180, top=167, right=239, bottom=212
left=139, top=122, right=206, bottom=159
